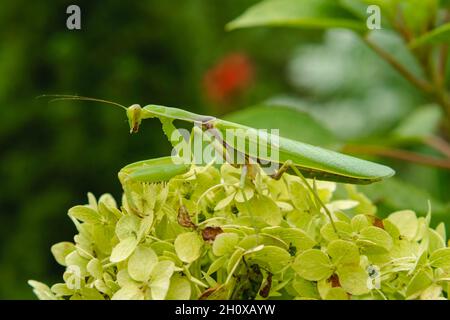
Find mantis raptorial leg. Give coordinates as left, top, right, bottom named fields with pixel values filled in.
left=201, top=128, right=261, bottom=237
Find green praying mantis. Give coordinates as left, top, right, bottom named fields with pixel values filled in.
left=120, top=103, right=394, bottom=182
left=43, top=95, right=395, bottom=229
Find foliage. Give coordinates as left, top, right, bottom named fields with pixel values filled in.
left=0, top=0, right=297, bottom=299
left=30, top=164, right=450, bottom=300
left=4, top=0, right=450, bottom=300
left=227, top=0, right=450, bottom=226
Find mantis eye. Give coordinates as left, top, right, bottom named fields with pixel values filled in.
left=127, top=104, right=142, bottom=133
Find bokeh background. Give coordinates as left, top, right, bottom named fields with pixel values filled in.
left=1, top=0, right=449, bottom=299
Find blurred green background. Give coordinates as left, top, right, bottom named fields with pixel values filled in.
left=1, top=0, right=449, bottom=299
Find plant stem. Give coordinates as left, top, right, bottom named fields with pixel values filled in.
left=423, top=136, right=450, bottom=158
left=343, top=144, right=450, bottom=170
left=363, top=37, right=434, bottom=93
left=363, top=35, right=450, bottom=138
left=437, top=44, right=449, bottom=88
left=437, top=10, right=450, bottom=88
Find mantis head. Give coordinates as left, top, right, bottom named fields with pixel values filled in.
left=127, top=104, right=143, bottom=133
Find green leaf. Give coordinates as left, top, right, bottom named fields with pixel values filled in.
left=223, top=104, right=337, bottom=146
left=400, top=0, right=439, bottom=35
left=128, top=245, right=158, bottom=282
left=51, top=242, right=76, bottom=266
left=227, top=0, right=365, bottom=32
left=430, top=248, right=450, bottom=269
left=327, top=240, right=360, bottom=265
left=292, top=249, right=334, bottom=281
left=391, top=105, right=442, bottom=141
left=174, top=232, right=203, bottom=263
left=110, top=237, right=139, bottom=263
left=212, top=233, right=239, bottom=256
left=410, top=23, right=450, bottom=48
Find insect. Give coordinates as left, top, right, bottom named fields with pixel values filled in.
left=42, top=95, right=394, bottom=185
left=120, top=103, right=395, bottom=185
left=42, top=95, right=395, bottom=232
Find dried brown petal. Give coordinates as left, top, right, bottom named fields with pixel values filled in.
left=177, top=205, right=196, bottom=229
left=329, top=274, right=341, bottom=288
left=373, top=217, right=384, bottom=229
left=259, top=273, right=272, bottom=298
left=202, top=226, right=223, bottom=241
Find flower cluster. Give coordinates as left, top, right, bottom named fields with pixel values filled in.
left=29, top=164, right=450, bottom=300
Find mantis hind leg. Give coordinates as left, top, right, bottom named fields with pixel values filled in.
left=270, top=161, right=338, bottom=235
left=239, top=163, right=262, bottom=240
left=270, top=160, right=293, bottom=180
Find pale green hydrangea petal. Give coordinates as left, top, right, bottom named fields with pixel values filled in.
left=292, top=249, right=334, bottom=281
left=213, top=233, right=239, bottom=256
left=51, top=242, right=76, bottom=266
left=128, top=245, right=158, bottom=282
left=110, top=237, right=139, bottom=263
left=387, top=210, right=419, bottom=241
left=174, top=232, right=203, bottom=263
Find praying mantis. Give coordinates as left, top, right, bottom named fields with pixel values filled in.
left=119, top=103, right=395, bottom=184
left=44, top=95, right=395, bottom=230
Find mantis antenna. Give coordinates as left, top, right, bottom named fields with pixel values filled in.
left=37, top=94, right=128, bottom=111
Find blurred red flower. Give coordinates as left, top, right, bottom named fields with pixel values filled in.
left=203, top=53, right=254, bottom=104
